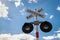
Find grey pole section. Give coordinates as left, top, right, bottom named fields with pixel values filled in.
left=35, top=15, right=39, bottom=40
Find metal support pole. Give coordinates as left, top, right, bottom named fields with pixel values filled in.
left=36, top=25, right=39, bottom=40
left=35, top=15, right=39, bottom=40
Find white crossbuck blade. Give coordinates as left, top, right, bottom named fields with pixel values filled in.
left=26, top=8, right=45, bottom=19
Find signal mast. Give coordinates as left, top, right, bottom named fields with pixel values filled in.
left=22, top=8, right=52, bottom=40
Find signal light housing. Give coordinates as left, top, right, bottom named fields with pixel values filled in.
left=40, top=21, right=52, bottom=32
left=22, top=23, right=33, bottom=33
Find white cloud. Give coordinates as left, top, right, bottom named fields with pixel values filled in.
left=55, top=28, right=60, bottom=33
left=43, top=35, right=55, bottom=40
left=42, top=29, right=60, bottom=40
left=0, top=1, right=8, bottom=18
left=28, top=0, right=38, bottom=3
left=0, top=33, right=35, bottom=40
left=8, top=0, right=24, bottom=7
left=33, top=0, right=37, bottom=3
left=8, top=0, right=12, bottom=1
left=45, top=13, right=48, bottom=16
left=49, top=15, right=54, bottom=19
left=19, top=8, right=26, bottom=16
left=57, top=33, right=60, bottom=39
left=43, top=34, right=60, bottom=40
left=15, top=0, right=24, bottom=7
left=0, top=1, right=11, bottom=20
left=57, top=6, right=60, bottom=11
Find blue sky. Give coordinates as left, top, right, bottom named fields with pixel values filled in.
left=0, top=0, right=60, bottom=40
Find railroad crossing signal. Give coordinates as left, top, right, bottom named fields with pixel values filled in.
left=22, top=8, right=52, bottom=40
